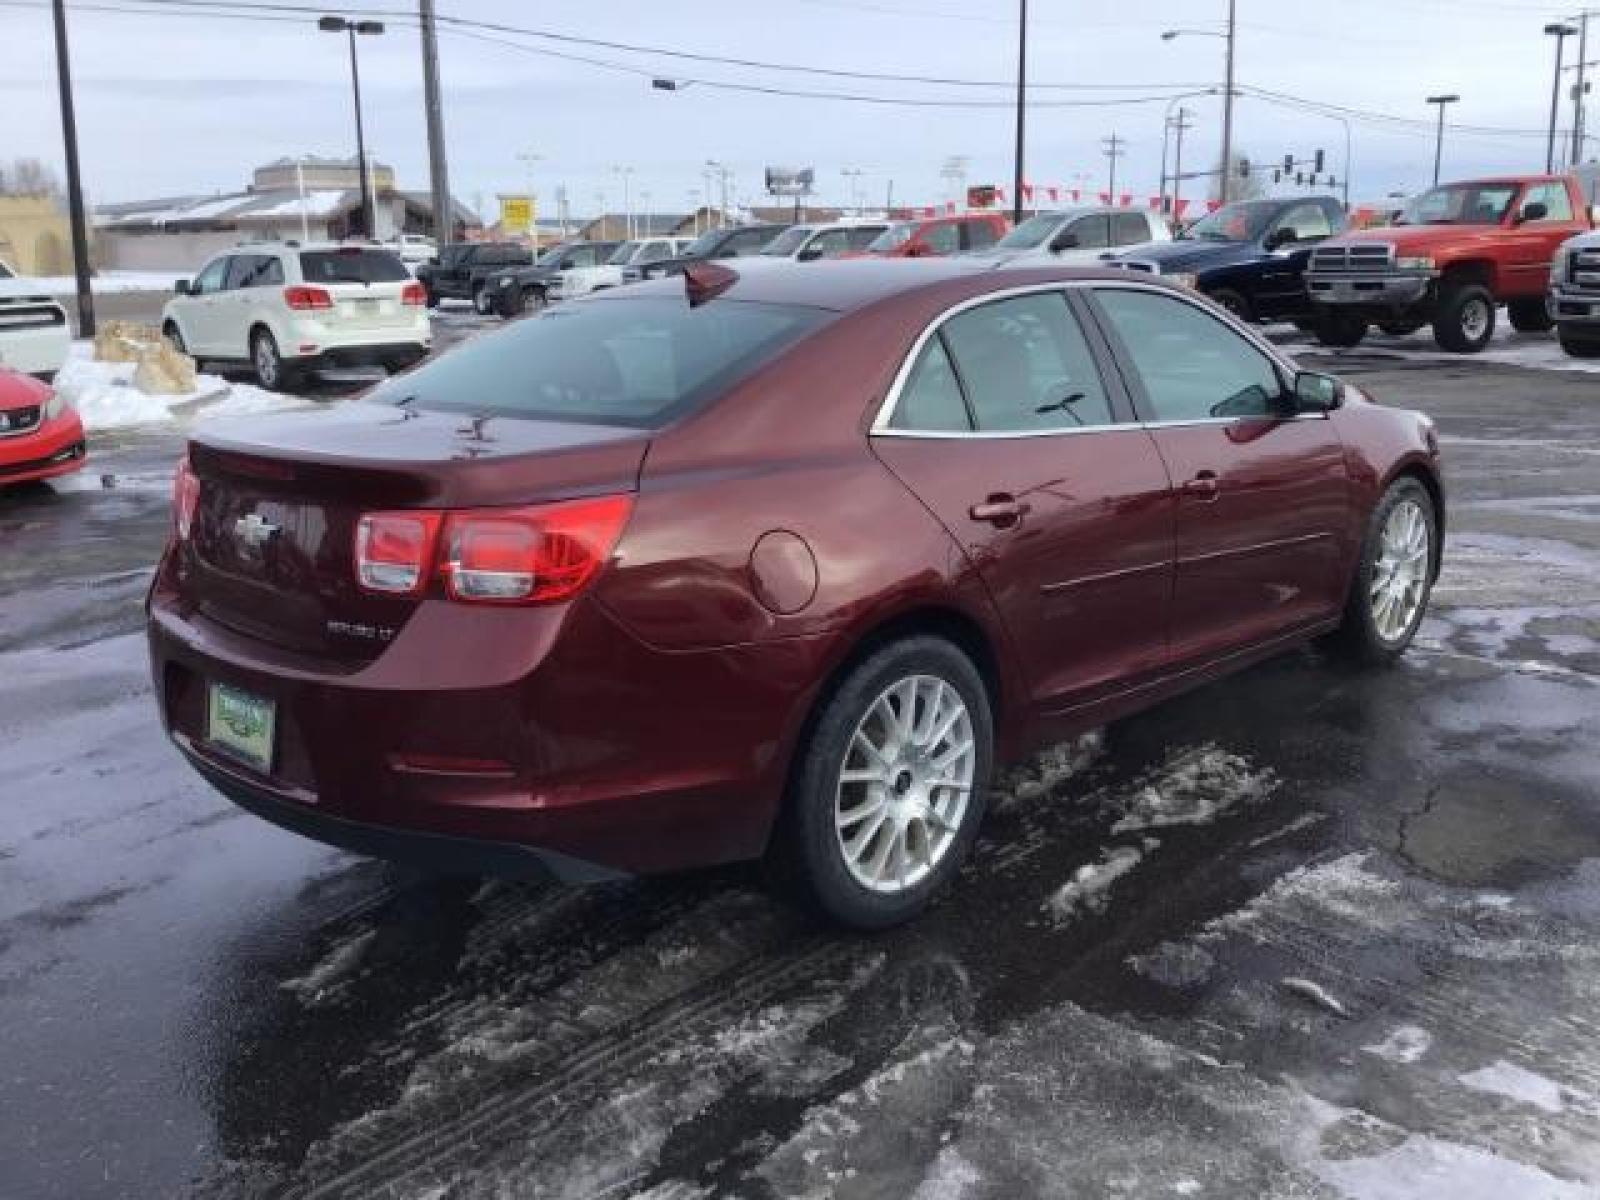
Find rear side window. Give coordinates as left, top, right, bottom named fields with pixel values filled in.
left=373, top=297, right=827, bottom=428
left=964, top=220, right=1000, bottom=250
left=300, top=249, right=409, bottom=284
left=846, top=226, right=889, bottom=250
left=229, top=255, right=283, bottom=288
left=922, top=223, right=961, bottom=254
left=892, top=338, right=970, bottom=431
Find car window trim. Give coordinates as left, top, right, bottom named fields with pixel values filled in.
left=1073, top=280, right=1332, bottom=428
left=870, top=282, right=1138, bottom=440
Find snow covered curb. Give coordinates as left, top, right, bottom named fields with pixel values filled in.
left=54, top=343, right=303, bottom=431
left=33, top=271, right=183, bottom=295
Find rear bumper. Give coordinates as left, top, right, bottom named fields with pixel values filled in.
left=147, top=573, right=826, bottom=877
left=288, top=341, right=431, bottom=371
left=1548, top=286, right=1600, bottom=325
left=1307, top=273, right=1431, bottom=308
left=0, top=413, right=86, bottom=485
left=0, top=322, right=71, bottom=375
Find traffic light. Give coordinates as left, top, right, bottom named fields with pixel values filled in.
left=1295, top=172, right=1304, bottom=186
left=1313, top=148, right=1326, bottom=173
left=1283, top=153, right=1294, bottom=173
left=1273, top=169, right=1282, bottom=183
left=1239, top=157, right=1251, bottom=178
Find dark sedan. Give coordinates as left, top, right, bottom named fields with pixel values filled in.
left=148, top=260, right=1443, bottom=928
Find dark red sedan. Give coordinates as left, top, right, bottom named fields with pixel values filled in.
left=148, top=259, right=1443, bottom=928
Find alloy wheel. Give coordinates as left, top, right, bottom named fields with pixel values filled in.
left=834, top=674, right=975, bottom=894
left=1370, top=499, right=1430, bottom=641
left=1460, top=298, right=1491, bottom=343
left=253, top=335, right=279, bottom=389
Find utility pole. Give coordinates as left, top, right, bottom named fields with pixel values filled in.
left=1220, top=0, right=1237, bottom=205
left=1574, top=12, right=1592, bottom=165
left=419, top=0, right=453, bottom=244
left=1426, top=93, right=1460, bottom=185
left=1012, top=0, right=1027, bottom=224
left=51, top=0, right=94, bottom=337
left=1171, top=110, right=1193, bottom=218
left=1102, top=133, right=1127, bottom=201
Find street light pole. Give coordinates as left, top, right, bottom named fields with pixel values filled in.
left=319, top=16, right=384, bottom=239
left=50, top=0, right=94, bottom=336
left=419, top=0, right=453, bottom=245
left=1012, top=0, right=1027, bottom=225
left=1574, top=13, right=1592, bottom=165
left=1426, top=93, right=1460, bottom=185
left=1221, top=0, right=1237, bottom=205
left=1547, top=24, right=1576, bottom=173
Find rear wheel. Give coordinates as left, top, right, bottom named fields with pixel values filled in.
left=495, top=284, right=527, bottom=318
left=250, top=328, right=296, bottom=392
left=1208, top=288, right=1252, bottom=322
left=1324, top=477, right=1436, bottom=666
left=1432, top=281, right=1496, bottom=353
left=1507, top=298, right=1554, bottom=334
left=423, top=284, right=439, bottom=309
left=1315, top=310, right=1368, bottom=348
left=472, top=283, right=494, bottom=315
left=780, top=636, right=993, bottom=929
left=1558, top=328, right=1600, bottom=358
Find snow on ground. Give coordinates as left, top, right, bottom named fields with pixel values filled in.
left=1110, top=744, right=1280, bottom=834
left=53, top=343, right=302, bottom=431
left=29, top=271, right=182, bottom=295
left=1044, top=840, right=1156, bottom=922
left=1292, top=322, right=1600, bottom=375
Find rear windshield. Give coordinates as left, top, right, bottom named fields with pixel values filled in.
left=371, top=296, right=829, bottom=428
left=300, top=248, right=410, bottom=284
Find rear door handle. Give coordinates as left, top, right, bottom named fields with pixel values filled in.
left=1182, top=471, right=1220, bottom=502
left=969, top=494, right=1027, bottom=527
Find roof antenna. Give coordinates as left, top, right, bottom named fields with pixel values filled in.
left=683, top=260, right=737, bottom=307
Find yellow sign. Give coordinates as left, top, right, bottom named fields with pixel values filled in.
left=500, top=194, right=535, bottom=233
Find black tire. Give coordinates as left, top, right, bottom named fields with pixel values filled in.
left=471, top=283, right=494, bottom=316
left=1293, top=318, right=1319, bottom=334
left=779, top=636, right=994, bottom=929
left=1315, top=310, right=1368, bottom=349
left=423, top=285, right=439, bottom=309
left=250, top=328, right=296, bottom=392
left=1507, top=298, right=1554, bottom=334
left=1323, top=477, right=1437, bottom=667
left=1377, top=320, right=1424, bottom=337
left=495, top=284, right=527, bottom=318
left=1208, top=288, right=1252, bottom=322
left=1558, top=328, right=1600, bottom=358
left=1431, top=281, right=1496, bottom=353
left=162, top=321, right=186, bottom=354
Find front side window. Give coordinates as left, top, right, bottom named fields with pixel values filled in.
left=191, top=257, right=229, bottom=295
left=635, top=242, right=672, bottom=264
left=369, top=297, right=826, bottom=428
left=729, top=228, right=779, bottom=255
left=846, top=226, right=889, bottom=251
left=867, top=223, right=916, bottom=254
left=606, top=241, right=641, bottom=266
left=806, top=229, right=855, bottom=258
left=1095, top=288, right=1284, bottom=422
left=1272, top=203, right=1334, bottom=243
left=1062, top=216, right=1110, bottom=250
left=761, top=227, right=813, bottom=257
left=1521, top=182, right=1573, bottom=222
left=1183, top=200, right=1280, bottom=243
left=1399, top=183, right=1518, bottom=226
left=996, top=213, right=1063, bottom=250
left=229, top=255, right=283, bottom=288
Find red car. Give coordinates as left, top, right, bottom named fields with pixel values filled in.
left=147, top=260, right=1443, bottom=928
left=861, top=213, right=1011, bottom=258
left=0, top=368, right=87, bottom=487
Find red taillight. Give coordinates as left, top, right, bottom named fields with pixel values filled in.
left=172, top=455, right=200, bottom=540
left=355, top=511, right=442, bottom=595
left=353, top=495, right=633, bottom=605
left=283, top=285, right=333, bottom=311
left=401, top=281, right=427, bottom=306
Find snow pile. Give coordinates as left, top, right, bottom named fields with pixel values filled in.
left=279, top=927, right=376, bottom=1007
left=1044, top=839, right=1157, bottom=922
left=32, top=270, right=184, bottom=295
left=1363, top=1025, right=1433, bottom=1065
left=1457, top=1060, right=1573, bottom=1115
left=1111, top=745, right=1280, bottom=834
left=53, top=344, right=299, bottom=431
left=992, top=730, right=1104, bottom=812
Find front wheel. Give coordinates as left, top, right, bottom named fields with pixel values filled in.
left=780, top=636, right=993, bottom=929
left=472, top=283, right=494, bottom=316
left=1324, top=477, right=1437, bottom=666
left=1507, top=298, right=1554, bottom=334
left=1558, top=328, right=1600, bottom=358
left=1432, top=282, right=1496, bottom=353
left=495, top=284, right=527, bottom=318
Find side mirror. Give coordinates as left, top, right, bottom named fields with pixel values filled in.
left=1293, top=370, right=1343, bottom=413
left=1264, top=227, right=1296, bottom=250
left=797, top=244, right=824, bottom=262
left=1518, top=201, right=1549, bottom=224
left=1050, top=232, right=1080, bottom=252
left=173, top=279, right=192, bottom=296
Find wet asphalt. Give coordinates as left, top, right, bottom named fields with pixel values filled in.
left=2, top=321, right=1599, bottom=1199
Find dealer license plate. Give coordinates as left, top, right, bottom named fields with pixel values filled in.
left=206, top=682, right=276, bottom=773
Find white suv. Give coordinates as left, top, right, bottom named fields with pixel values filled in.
left=161, top=243, right=430, bottom=391
left=976, top=207, right=1172, bottom=266
left=551, top=237, right=696, bottom=300
left=0, top=259, right=71, bottom=381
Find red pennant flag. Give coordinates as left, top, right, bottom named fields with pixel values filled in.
left=1174, top=198, right=1191, bottom=220
left=1206, top=200, right=1222, bottom=212
left=1047, top=186, right=1060, bottom=202
left=1119, top=193, right=1132, bottom=208
left=1147, top=195, right=1162, bottom=209
left=946, top=200, right=957, bottom=214
left=1098, top=192, right=1111, bottom=205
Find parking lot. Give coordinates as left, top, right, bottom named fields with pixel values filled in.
left=2, top=302, right=1598, bottom=1198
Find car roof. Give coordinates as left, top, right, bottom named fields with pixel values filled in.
left=609, top=256, right=1179, bottom=314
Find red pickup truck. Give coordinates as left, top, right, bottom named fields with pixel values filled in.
left=1304, top=174, right=1594, bottom=352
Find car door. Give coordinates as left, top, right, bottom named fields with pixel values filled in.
left=1086, top=283, right=1351, bottom=666
left=182, top=256, right=232, bottom=355
left=870, top=287, right=1175, bottom=719
left=1504, top=182, right=1588, bottom=296
left=1255, top=201, right=1337, bottom=318
left=217, top=254, right=269, bottom=358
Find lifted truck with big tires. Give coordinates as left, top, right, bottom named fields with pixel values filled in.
left=1304, top=174, right=1593, bottom=353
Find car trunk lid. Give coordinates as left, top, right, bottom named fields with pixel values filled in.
left=182, top=401, right=648, bottom=663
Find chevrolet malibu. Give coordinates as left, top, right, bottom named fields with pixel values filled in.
left=147, top=259, right=1444, bottom=928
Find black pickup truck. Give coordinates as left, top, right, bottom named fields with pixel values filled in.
left=486, top=240, right=622, bottom=317
left=414, top=242, right=533, bottom=311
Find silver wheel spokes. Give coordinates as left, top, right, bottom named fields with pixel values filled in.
left=1370, top=499, right=1430, bottom=640
left=1461, top=299, right=1490, bottom=340
left=835, top=674, right=975, bottom=895
left=256, top=341, right=275, bottom=384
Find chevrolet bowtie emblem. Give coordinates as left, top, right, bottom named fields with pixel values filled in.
left=234, top=513, right=280, bottom=550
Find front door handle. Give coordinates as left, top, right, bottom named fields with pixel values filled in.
left=969, top=494, right=1027, bottom=527
left=1182, top=471, right=1220, bottom=502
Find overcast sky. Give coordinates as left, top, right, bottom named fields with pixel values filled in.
left=2, top=0, right=1590, bottom=219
